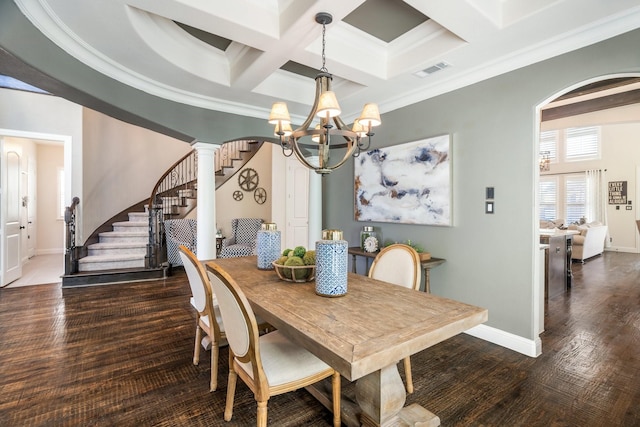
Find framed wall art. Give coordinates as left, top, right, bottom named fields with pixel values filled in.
left=354, top=134, right=452, bottom=226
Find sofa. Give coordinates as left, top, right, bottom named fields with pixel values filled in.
left=568, top=222, right=608, bottom=262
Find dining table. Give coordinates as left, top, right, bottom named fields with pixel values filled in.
left=206, top=256, right=488, bottom=427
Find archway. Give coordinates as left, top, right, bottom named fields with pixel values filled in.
left=533, top=73, right=640, bottom=341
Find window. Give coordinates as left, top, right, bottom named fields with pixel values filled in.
left=564, top=174, right=586, bottom=223
left=539, top=130, right=558, bottom=163
left=539, top=174, right=586, bottom=224
left=540, top=126, right=600, bottom=163
left=565, top=126, right=600, bottom=161
left=0, top=74, right=49, bottom=94
left=539, top=176, right=557, bottom=220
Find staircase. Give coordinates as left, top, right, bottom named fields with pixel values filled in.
left=62, top=138, right=268, bottom=287
left=77, top=211, right=148, bottom=272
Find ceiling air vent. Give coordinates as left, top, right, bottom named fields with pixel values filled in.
left=414, top=61, right=451, bottom=78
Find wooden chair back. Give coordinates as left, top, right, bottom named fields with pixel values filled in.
left=369, top=243, right=421, bottom=290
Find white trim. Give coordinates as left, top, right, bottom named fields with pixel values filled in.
left=36, top=248, right=65, bottom=255
left=465, top=324, right=542, bottom=358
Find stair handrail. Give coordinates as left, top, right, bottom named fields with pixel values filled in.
left=146, top=150, right=197, bottom=268
left=64, top=196, right=81, bottom=275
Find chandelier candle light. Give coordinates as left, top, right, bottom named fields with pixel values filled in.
left=268, top=12, right=382, bottom=175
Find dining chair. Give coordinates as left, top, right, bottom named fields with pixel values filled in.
left=207, top=263, right=341, bottom=427
left=179, top=245, right=225, bottom=392
left=368, top=243, right=421, bottom=394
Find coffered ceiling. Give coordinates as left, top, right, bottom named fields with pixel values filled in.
left=14, top=0, right=640, bottom=124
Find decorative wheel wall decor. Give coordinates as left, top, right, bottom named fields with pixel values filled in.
left=238, top=168, right=259, bottom=191
left=233, top=190, right=244, bottom=201
left=254, top=187, right=267, bottom=204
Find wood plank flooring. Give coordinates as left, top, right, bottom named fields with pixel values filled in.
left=0, top=251, right=639, bottom=426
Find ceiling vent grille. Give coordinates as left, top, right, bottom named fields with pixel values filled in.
left=414, top=61, right=451, bottom=78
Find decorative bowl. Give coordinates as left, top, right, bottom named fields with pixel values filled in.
left=272, top=262, right=316, bottom=283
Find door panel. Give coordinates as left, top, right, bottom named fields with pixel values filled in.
left=285, top=156, right=310, bottom=249
left=4, top=150, right=22, bottom=284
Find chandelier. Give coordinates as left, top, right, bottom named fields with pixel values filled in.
left=268, top=12, right=381, bottom=175
left=539, top=151, right=551, bottom=171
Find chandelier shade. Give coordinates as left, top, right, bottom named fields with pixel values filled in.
left=358, top=103, right=382, bottom=128
left=316, top=91, right=341, bottom=118
left=268, top=12, right=381, bottom=175
left=268, top=102, right=291, bottom=125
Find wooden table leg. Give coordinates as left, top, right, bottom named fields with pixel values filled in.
left=306, top=364, right=440, bottom=427
left=355, top=364, right=440, bottom=427
left=351, top=254, right=358, bottom=273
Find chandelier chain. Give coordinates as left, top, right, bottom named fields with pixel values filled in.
left=321, top=22, right=327, bottom=73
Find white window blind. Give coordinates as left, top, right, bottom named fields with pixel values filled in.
left=565, top=174, right=586, bottom=223
left=539, top=130, right=558, bottom=162
left=539, top=177, right=557, bottom=220
left=565, top=126, right=599, bottom=161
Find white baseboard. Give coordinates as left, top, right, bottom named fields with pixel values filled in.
left=465, top=324, right=541, bottom=358
left=35, top=248, right=64, bottom=255
left=605, top=246, right=638, bottom=254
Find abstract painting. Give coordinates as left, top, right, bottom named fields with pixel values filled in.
left=354, top=135, right=451, bottom=226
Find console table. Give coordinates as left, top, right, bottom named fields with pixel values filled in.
left=348, top=246, right=445, bottom=293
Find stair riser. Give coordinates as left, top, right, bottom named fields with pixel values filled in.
left=128, top=214, right=149, bottom=222
left=112, top=225, right=147, bottom=233
left=88, top=247, right=147, bottom=256
left=79, top=259, right=145, bottom=272
left=99, top=235, right=147, bottom=244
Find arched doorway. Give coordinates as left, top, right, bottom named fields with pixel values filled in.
left=534, top=73, right=640, bottom=336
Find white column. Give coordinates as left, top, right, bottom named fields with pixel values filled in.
left=194, top=142, right=220, bottom=260
left=308, top=165, right=323, bottom=245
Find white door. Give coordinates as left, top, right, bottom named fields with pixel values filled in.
left=285, top=156, right=310, bottom=249
left=4, top=150, right=22, bottom=284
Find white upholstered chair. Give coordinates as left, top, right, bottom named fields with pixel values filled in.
left=179, top=245, right=225, bottom=392
left=207, top=263, right=341, bottom=427
left=368, top=243, right=421, bottom=394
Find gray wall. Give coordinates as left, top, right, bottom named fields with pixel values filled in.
left=324, top=28, right=640, bottom=340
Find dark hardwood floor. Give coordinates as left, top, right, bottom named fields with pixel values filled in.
left=1, top=251, right=639, bottom=426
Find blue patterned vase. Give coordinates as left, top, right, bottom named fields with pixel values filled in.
left=315, top=237, right=348, bottom=297
left=256, top=223, right=281, bottom=270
